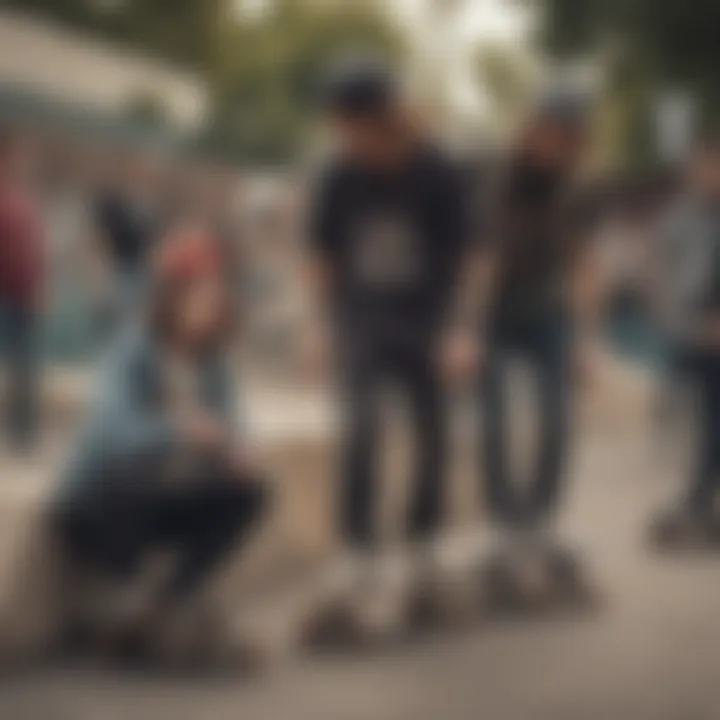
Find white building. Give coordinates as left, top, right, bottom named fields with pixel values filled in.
left=0, top=9, right=208, bottom=130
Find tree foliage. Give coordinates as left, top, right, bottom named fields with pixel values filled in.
left=203, top=0, right=404, bottom=164
left=535, top=0, right=720, bottom=164
left=10, top=0, right=402, bottom=164
left=475, top=43, right=535, bottom=136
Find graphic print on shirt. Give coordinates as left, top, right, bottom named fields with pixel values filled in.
left=351, top=213, right=424, bottom=289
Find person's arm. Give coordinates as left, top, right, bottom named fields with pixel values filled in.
left=299, top=168, right=342, bottom=375
left=304, top=252, right=335, bottom=322
left=448, top=243, right=496, bottom=332
left=648, top=205, right=695, bottom=347
left=567, top=193, right=608, bottom=387
left=305, top=166, right=342, bottom=310
left=205, top=354, right=243, bottom=435
left=79, top=201, right=113, bottom=300
left=439, top=163, right=498, bottom=381
left=92, top=330, right=230, bottom=463
left=570, top=235, right=604, bottom=341
left=654, top=208, right=720, bottom=350
left=565, top=185, right=606, bottom=333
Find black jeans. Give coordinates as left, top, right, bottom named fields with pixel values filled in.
left=482, top=314, right=572, bottom=527
left=54, top=454, right=269, bottom=601
left=338, top=314, right=446, bottom=549
left=674, top=348, right=720, bottom=516
left=0, top=302, right=38, bottom=449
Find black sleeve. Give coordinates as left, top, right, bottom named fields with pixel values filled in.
left=307, top=165, right=343, bottom=262
left=433, top=158, right=474, bottom=296
left=565, top=184, right=604, bottom=259
left=459, top=156, right=493, bottom=252
left=440, top=158, right=473, bottom=256
left=577, top=180, right=607, bottom=234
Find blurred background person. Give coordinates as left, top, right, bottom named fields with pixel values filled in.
left=51, top=231, right=269, bottom=664
left=241, top=178, right=310, bottom=380
left=651, top=134, right=720, bottom=542
left=306, top=56, right=469, bottom=633
left=93, top=148, right=166, bottom=328
left=476, top=90, right=601, bottom=560
left=0, top=128, right=44, bottom=453
left=41, top=142, right=103, bottom=361
left=599, top=178, right=658, bottom=365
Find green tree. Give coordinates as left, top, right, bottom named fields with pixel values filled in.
left=123, top=91, right=169, bottom=127
left=203, top=0, right=404, bottom=164
left=475, top=43, right=535, bottom=136
left=10, top=0, right=404, bottom=163
left=534, top=0, right=720, bottom=165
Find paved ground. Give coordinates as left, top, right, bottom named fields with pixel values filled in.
left=1, top=384, right=718, bottom=720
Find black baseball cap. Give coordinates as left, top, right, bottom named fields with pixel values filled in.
left=320, top=54, right=397, bottom=118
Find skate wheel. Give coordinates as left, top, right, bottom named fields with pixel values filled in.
left=481, top=557, right=525, bottom=614
left=300, top=600, right=354, bottom=649
left=648, top=517, right=720, bottom=553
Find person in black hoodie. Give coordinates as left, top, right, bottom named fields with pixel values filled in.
left=306, top=57, right=470, bottom=634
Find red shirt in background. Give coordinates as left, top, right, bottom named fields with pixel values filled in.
left=0, top=185, right=44, bottom=308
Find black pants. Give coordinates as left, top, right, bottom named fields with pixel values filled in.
left=339, top=315, right=445, bottom=549
left=54, top=455, right=268, bottom=601
left=675, top=349, right=720, bottom=515
left=0, top=302, right=38, bottom=450
left=482, top=314, right=572, bottom=527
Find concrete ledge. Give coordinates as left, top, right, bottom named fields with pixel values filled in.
left=40, top=352, right=656, bottom=436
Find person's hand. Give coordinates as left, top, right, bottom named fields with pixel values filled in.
left=298, top=322, right=332, bottom=381
left=574, top=339, right=603, bottom=391
left=179, top=412, right=229, bottom=451
left=226, top=444, right=264, bottom=480
left=438, top=330, right=481, bottom=384
left=698, top=317, right=720, bottom=348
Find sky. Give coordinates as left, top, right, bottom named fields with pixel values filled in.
left=389, top=0, right=533, bottom=118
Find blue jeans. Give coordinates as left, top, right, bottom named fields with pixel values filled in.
left=481, top=314, right=572, bottom=527
left=0, top=302, right=39, bottom=449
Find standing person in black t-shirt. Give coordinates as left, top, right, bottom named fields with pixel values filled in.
left=475, top=91, right=601, bottom=570
left=305, top=57, right=469, bottom=635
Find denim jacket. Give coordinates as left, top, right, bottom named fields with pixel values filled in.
left=55, top=323, right=238, bottom=510
left=655, top=195, right=720, bottom=344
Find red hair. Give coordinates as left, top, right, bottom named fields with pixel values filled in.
left=150, top=229, right=237, bottom=351
left=154, top=230, right=222, bottom=283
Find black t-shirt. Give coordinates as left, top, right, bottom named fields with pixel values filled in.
left=95, top=193, right=158, bottom=273
left=487, top=157, right=596, bottom=325
left=310, top=145, right=470, bottom=324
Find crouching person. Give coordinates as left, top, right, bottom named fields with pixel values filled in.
left=50, top=231, right=270, bottom=667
